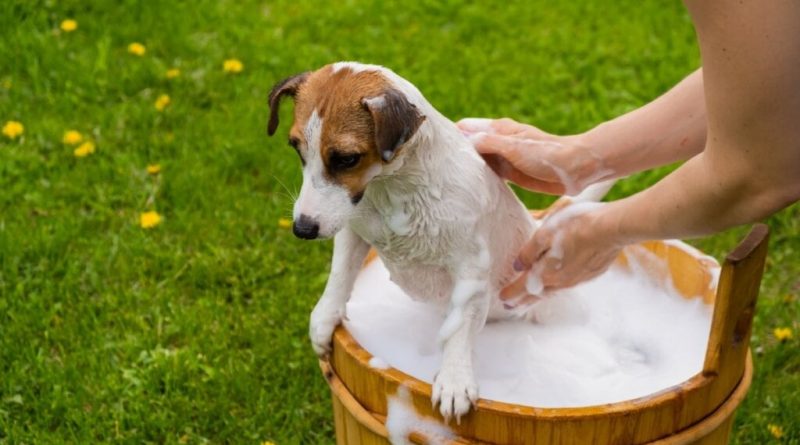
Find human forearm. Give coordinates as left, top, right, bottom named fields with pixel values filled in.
left=567, top=70, right=707, bottom=182
left=600, top=149, right=799, bottom=244
left=459, top=71, right=708, bottom=196
left=601, top=0, right=800, bottom=242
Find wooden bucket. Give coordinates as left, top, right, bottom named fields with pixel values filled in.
left=320, top=222, right=769, bottom=445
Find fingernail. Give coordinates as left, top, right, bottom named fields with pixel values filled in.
left=503, top=303, right=515, bottom=310
left=458, top=118, right=494, bottom=133
left=513, top=258, right=524, bottom=272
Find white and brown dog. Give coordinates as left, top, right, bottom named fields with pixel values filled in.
left=268, top=62, right=607, bottom=420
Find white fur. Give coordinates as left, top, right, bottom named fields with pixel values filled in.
left=309, top=227, right=370, bottom=356
left=304, top=62, right=608, bottom=420
left=293, top=110, right=355, bottom=238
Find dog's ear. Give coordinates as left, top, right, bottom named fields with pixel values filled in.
left=267, top=72, right=309, bottom=136
left=361, top=89, right=426, bottom=162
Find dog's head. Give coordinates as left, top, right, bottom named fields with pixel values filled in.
left=268, top=63, right=426, bottom=240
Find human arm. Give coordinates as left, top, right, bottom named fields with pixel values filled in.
left=502, top=0, right=800, bottom=299
left=458, top=68, right=708, bottom=195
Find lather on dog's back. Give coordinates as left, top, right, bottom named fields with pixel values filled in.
left=268, top=62, right=536, bottom=420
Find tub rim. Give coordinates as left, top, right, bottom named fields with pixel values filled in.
left=320, top=346, right=752, bottom=443
left=335, top=238, right=725, bottom=420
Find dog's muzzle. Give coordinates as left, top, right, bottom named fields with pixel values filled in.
left=293, top=215, right=320, bottom=240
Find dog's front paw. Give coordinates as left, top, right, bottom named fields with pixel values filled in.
left=309, top=300, right=345, bottom=357
left=431, top=365, right=478, bottom=422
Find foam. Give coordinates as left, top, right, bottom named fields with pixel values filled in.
left=369, top=356, right=391, bottom=370
left=437, top=279, right=485, bottom=343
left=386, top=387, right=454, bottom=444
left=525, top=270, right=544, bottom=295
left=344, top=251, right=714, bottom=408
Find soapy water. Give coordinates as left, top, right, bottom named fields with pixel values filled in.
left=345, top=254, right=713, bottom=408
left=369, top=356, right=391, bottom=370
left=386, top=387, right=454, bottom=445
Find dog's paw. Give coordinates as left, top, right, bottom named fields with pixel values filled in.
left=309, top=300, right=345, bottom=357
left=431, top=365, right=478, bottom=422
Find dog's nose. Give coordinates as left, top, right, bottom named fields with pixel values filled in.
left=293, top=215, right=320, bottom=240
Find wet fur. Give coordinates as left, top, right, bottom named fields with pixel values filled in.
left=270, top=62, right=537, bottom=420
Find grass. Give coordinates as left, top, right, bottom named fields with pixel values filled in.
left=0, top=0, right=797, bottom=443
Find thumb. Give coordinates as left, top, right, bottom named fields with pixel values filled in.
left=515, top=229, right=550, bottom=272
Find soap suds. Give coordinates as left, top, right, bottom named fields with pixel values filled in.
left=519, top=202, right=603, bottom=292
left=525, top=270, right=544, bottom=295
left=542, top=151, right=614, bottom=197
left=437, top=279, right=485, bottom=343
left=548, top=232, right=565, bottom=261
left=345, top=251, right=714, bottom=407
left=386, top=387, right=454, bottom=445
left=369, top=356, right=391, bottom=370
left=542, top=158, right=582, bottom=196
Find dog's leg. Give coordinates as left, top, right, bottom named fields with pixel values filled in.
left=309, top=227, right=370, bottom=357
left=431, top=270, right=490, bottom=422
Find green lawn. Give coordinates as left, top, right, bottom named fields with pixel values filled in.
left=1, top=1, right=797, bottom=443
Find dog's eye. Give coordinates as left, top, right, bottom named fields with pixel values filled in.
left=329, top=152, right=362, bottom=171
left=288, top=138, right=305, bottom=166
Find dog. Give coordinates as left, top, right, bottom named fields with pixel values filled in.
left=267, top=62, right=609, bottom=420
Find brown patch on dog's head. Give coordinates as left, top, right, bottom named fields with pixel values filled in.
left=267, top=64, right=425, bottom=204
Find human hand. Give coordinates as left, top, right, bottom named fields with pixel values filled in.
left=500, top=202, right=628, bottom=307
left=457, top=118, right=613, bottom=196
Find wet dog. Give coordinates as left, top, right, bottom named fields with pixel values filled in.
left=268, top=62, right=540, bottom=420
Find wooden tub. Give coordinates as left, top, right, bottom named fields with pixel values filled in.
left=320, top=221, right=769, bottom=445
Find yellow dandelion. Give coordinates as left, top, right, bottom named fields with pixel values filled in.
left=155, top=94, right=171, bottom=111
left=62, top=130, right=83, bottom=145
left=60, top=19, right=78, bottom=32
left=223, top=58, right=244, bottom=73
left=128, top=42, right=146, bottom=56
left=774, top=327, right=793, bottom=342
left=260, top=441, right=276, bottom=445
left=768, top=423, right=784, bottom=439
left=147, top=164, right=161, bottom=175
left=783, top=294, right=795, bottom=304
left=2, top=120, right=24, bottom=139
left=140, top=211, right=163, bottom=229
left=166, top=68, right=181, bottom=79
left=73, top=141, right=96, bottom=158
left=278, top=218, right=292, bottom=229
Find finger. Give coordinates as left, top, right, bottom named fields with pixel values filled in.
left=481, top=152, right=566, bottom=194
left=515, top=231, right=549, bottom=272
left=503, top=294, right=542, bottom=310
left=537, top=256, right=568, bottom=289
left=456, top=118, right=495, bottom=134
left=474, top=133, right=559, bottom=160
left=499, top=273, right=529, bottom=300
left=482, top=153, right=511, bottom=178
left=505, top=169, right=566, bottom=195
left=469, top=132, right=512, bottom=156
left=491, top=118, right=552, bottom=139
left=490, top=117, right=527, bottom=135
